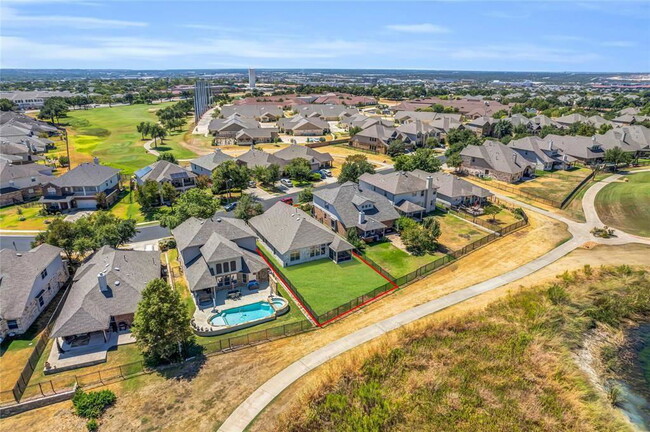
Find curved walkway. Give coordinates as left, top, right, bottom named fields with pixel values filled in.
left=218, top=171, right=650, bottom=432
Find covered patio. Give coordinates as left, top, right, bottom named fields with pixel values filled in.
left=396, top=200, right=426, bottom=220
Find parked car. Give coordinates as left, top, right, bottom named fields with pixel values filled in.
left=280, top=197, right=294, bottom=205
left=321, top=169, right=332, bottom=177
left=248, top=180, right=256, bottom=188
left=280, top=178, right=293, bottom=187
left=224, top=201, right=238, bottom=211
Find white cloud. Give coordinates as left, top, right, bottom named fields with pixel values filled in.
left=385, top=23, right=449, bottom=34
left=451, top=44, right=601, bottom=64
left=0, top=6, right=146, bottom=29
left=601, top=41, right=636, bottom=48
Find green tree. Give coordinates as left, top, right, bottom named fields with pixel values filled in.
left=492, top=120, right=513, bottom=139
left=137, top=179, right=161, bottom=209
left=161, top=182, right=179, bottom=206
left=604, top=147, right=633, bottom=170
left=150, top=124, right=167, bottom=147
left=212, top=160, right=251, bottom=196
left=58, top=155, right=70, bottom=167
left=38, top=97, right=69, bottom=123
left=348, top=126, right=362, bottom=137
left=298, top=186, right=313, bottom=203
left=131, top=279, right=194, bottom=363
left=0, top=98, right=17, bottom=111
left=424, top=136, right=440, bottom=148
left=346, top=227, right=365, bottom=250
left=284, top=158, right=312, bottom=182
left=157, top=152, right=177, bottom=164
left=159, top=188, right=219, bottom=228
left=445, top=128, right=482, bottom=157
left=401, top=224, right=438, bottom=256
left=95, top=192, right=108, bottom=210
left=387, top=139, right=406, bottom=157
left=394, top=148, right=442, bottom=172
left=338, top=154, right=375, bottom=183
left=234, top=193, right=263, bottom=221
left=136, top=121, right=153, bottom=139
left=483, top=204, right=501, bottom=222
left=33, top=218, right=77, bottom=261
left=446, top=153, right=463, bottom=172
left=253, top=164, right=281, bottom=187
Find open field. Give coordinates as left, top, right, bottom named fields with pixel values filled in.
left=433, top=211, right=491, bottom=251
left=0, top=211, right=586, bottom=432
left=595, top=171, right=650, bottom=237
left=48, top=103, right=196, bottom=174
left=278, top=266, right=648, bottom=432
left=362, top=240, right=443, bottom=278
left=260, top=245, right=388, bottom=316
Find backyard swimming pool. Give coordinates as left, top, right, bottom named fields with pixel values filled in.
left=210, top=301, right=275, bottom=326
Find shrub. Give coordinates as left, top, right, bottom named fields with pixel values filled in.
left=513, top=208, right=526, bottom=220
left=546, top=284, right=569, bottom=305
left=72, top=389, right=116, bottom=419
left=158, top=238, right=176, bottom=251
left=86, top=419, right=99, bottom=431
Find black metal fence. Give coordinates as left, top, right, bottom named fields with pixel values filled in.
left=559, top=170, right=596, bottom=208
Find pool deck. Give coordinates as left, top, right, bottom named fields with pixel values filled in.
left=193, top=283, right=273, bottom=329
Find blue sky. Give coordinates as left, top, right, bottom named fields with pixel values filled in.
left=1, top=0, right=648, bottom=72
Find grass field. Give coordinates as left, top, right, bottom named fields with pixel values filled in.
left=0, top=205, right=51, bottom=230
left=595, top=171, right=650, bottom=237
left=48, top=103, right=197, bottom=175
left=433, top=211, right=490, bottom=251
left=260, top=245, right=388, bottom=316
left=281, top=266, right=649, bottom=432
left=362, top=241, right=443, bottom=278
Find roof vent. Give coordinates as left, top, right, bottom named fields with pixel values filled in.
left=16, top=253, right=22, bottom=257
left=114, top=267, right=120, bottom=271
left=216, top=218, right=222, bottom=222
left=114, top=280, right=121, bottom=286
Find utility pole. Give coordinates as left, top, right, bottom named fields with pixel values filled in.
left=63, top=128, right=71, bottom=171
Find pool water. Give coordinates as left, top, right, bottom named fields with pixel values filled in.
left=210, top=301, right=275, bottom=326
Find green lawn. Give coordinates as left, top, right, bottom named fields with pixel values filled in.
left=50, top=103, right=197, bottom=175
left=595, top=171, right=650, bottom=237
left=260, top=245, right=389, bottom=316
left=433, top=211, right=490, bottom=252
left=363, top=241, right=442, bottom=278
left=0, top=205, right=50, bottom=230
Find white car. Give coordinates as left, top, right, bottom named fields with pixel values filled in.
left=321, top=169, right=332, bottom=177
left=280, top=178, right=293, bottom=187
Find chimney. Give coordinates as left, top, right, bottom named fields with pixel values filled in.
left=621, top=132, right=626, bottom=142
left=548, top=140, right=553, bottom=151
left=513, top=153, right=518, bottom=163
left=358, top=211, right=365, bottom=225
left=98, top=272, right=108, bottom=292
left=426, top=175, right=433, bottom=190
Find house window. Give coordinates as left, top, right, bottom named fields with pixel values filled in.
left=215, top=263, right=222, bottom=274
left=31, top=177, right=36, bottom=182
left=290, top=251, right=300, bottom=262
left=230, top=260, right=236, bottom=272
left=37, top=294, right=45, bottom=307
left=421, top=191, right=425, bottom=196
left=7, top=320, right=18, bottom=330
left=242, top=274, right=248, bottom=283
left=40, top=269, right=48, bottom=279
left=223, top=261, right=230, bottom=273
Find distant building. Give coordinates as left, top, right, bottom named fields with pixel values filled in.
left=194, top=80, right=212, bottom=123
left=248, top=68, right=256, bottom=89
left=0, top=91, right=77, bottom=110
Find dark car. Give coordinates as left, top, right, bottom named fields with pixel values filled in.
left=224, top=201, right=238, bottom=211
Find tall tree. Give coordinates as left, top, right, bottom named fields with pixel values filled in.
left=0, top=98, right=17, bottom=112
left=604, top=147, right=633, bottom=170
left=137, top=179, right=162, bottom=209
left=212, top=160, right=250, bottom=196
left=157, top=152, right=177, bottom=164
left=284, top=158, right=312, bottom=182
left=234, top=193, right=263, bottom=221
left=161, top=182, right=179, bottom=206
left=38, top=97, right=69, bottom=123
left=338, top=154, right=375, bottom=183
left=159, top=188, right=219, bottom=228
left=131, top=279, right=194, bottom=363
left=394, top=148, right=442, bottom=172
left=253, top=164, right=281, bottom=187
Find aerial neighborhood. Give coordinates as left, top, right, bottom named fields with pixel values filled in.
left=1, top=65, right=649, bottom=431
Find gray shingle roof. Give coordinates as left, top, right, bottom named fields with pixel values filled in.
left=220, top=105, right=283, bottom=119
left=0, top=161, right=54, bottom=185
left=429, top=172, right=492, bottom=200
left=172, top=215, right=256, bottom=254
left=190, top=149, right=234, bottom=172
left=135, top=160, right=196, bottom=183
left=51, top=246, right=160, bottom=338
left=0, top=244, right=64, bottom=320
left=314, top=182, right=400, bottom=229
left=237, top=148, right=288, bottom=169
left=273, top=144, right=333, bottom=165
left=51, top=162, right=120, bottom=188
left=249, top=202, right=352, bottom=255
left=461, top=140, right=534, bottom=175
left=359, top=170, right=435, bottom=195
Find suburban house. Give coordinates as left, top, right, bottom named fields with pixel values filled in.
left=134, top=160, right=197, bottom=200
left=312, top=93, right=377, bottom=106
left=358, top=170, right=438, bottom=219
left=340, top=114, right=393, bottom=131
left=39, top=161, right=121, bottom=211
left=391, top=97, right=510, bottom=119
left=0, top=111, right=59, bottom=136
left=394, top=111, right=462, bottom=124
left=508, top=136, right=575, bottom=171
left=553, top=113, right=589, bottom=127
left=466, top=116, right=495, bottom=136
left=349, top=123, right=410, bottom=154
left=313, top=181, right=400, bottom=241
left=530, top=114, right=564, bottom=129
left=190, top=149, right=234, bottom=176
left=460, top=140, right=535, bottom=183
left=235, top=127, right=279, bottom=145
left=278, top=115, right=329, bottom=136
left=236, top=148, right=288, bottom=170
left=542, top=134, right=607, bottom=165
left=273, top=144, right=333, bottom=171
left=0, top=245, right=68, bottom=343
left=0, top=161, right=55, bottom=206
left=249, top=202, right=354, bottom=267
left=396, top=120, right=439, bottom=146
left=219, top=105, right=284, bottom=122
left=598, top=128, right=646, bottom=157
left=172, top=216, right=269, bottom=309
left=612, top=114, right=649, bottom=126
left=208, top=116, right=260, bottom=138
left=48, top=247, right=161, bottom=371
left=292, top=104, right=358, bottom=121
left=0, top=140, right=43, bottom=164
left=587, top=115, right=614, bottom=129
left=428, top=172, right=493, bottom=209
